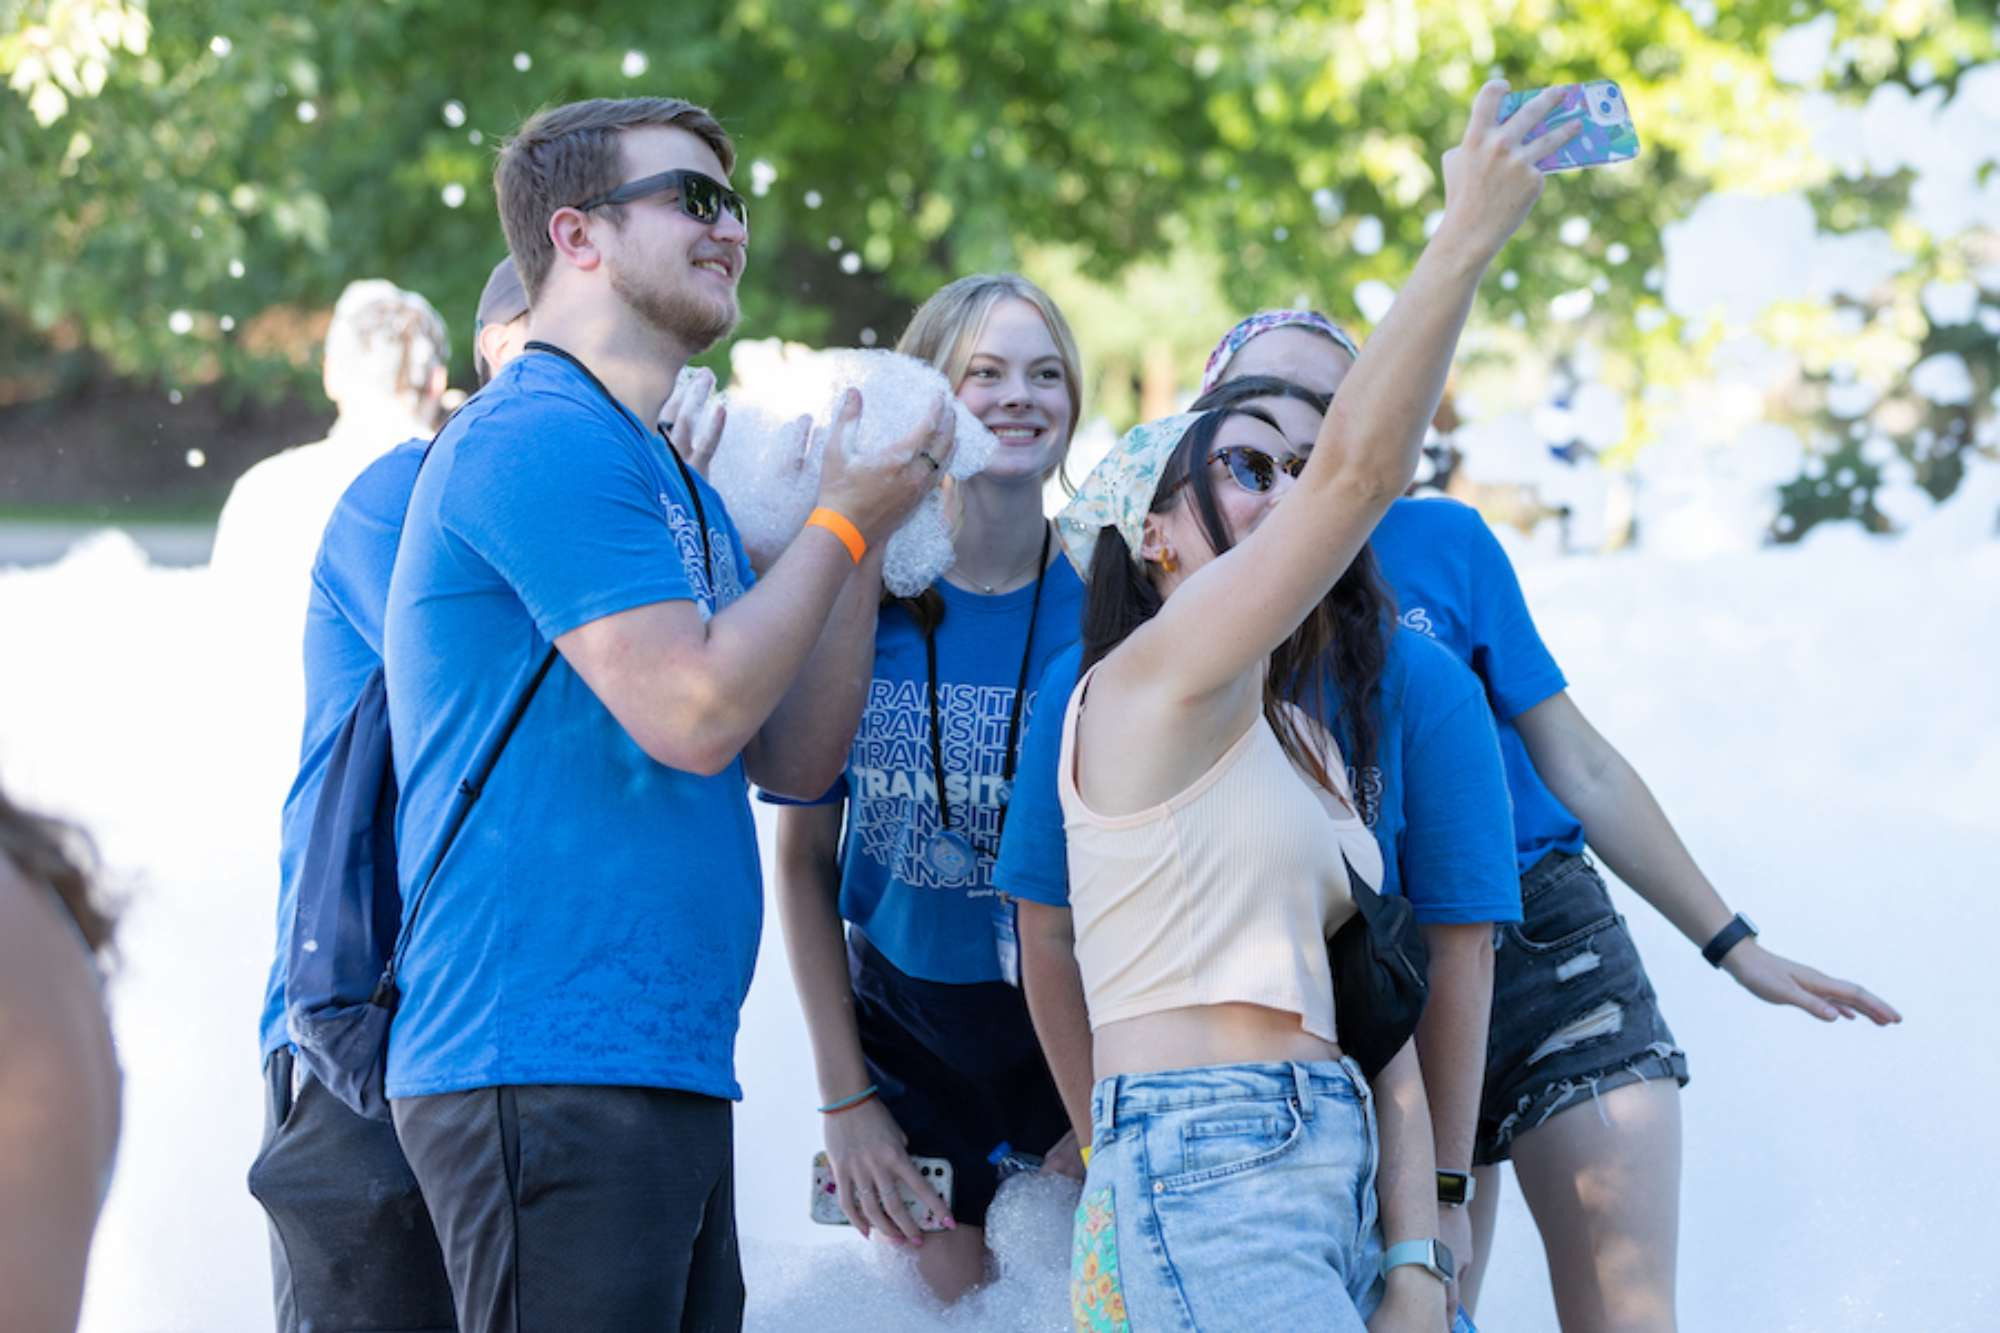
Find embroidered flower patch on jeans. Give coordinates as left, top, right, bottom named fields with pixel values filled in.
left=1071, top=1188, right=1129, bottom=1332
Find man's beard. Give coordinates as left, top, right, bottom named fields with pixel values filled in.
left=610, top=258, right=739, bottom=353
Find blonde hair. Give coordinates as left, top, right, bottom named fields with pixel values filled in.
left=896, top=273, right=1083, bottom=482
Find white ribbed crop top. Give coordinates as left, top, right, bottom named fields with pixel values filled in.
left=1057, top=666, right=1386, bottom=1043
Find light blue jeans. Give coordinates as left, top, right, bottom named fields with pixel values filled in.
left=1070, top=1059, right=1384, bottom=1332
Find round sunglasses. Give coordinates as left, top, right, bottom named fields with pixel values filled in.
left=1209, top=444, right=1307, bottom=494
left=571, top=168, right=748, bottom=229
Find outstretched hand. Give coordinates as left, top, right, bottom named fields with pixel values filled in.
left=1436, top=80, right=1584, bottom=264
left=1723, top=941, right=1903, bottom=1025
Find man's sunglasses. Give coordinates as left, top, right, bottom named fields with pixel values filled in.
left=572, top=168, right=748, bottom=228
left=1210, top=444, right=1307, bottom=494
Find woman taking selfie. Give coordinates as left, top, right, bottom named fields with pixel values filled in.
left=1039, top=83, right=1570, bottom=1331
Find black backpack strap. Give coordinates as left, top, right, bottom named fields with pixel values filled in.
left=372, top=643, right=559, bottom=1007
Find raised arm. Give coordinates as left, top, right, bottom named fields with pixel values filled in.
left=559, top=392, right=954, bottom=776
left=1120, top=83, right=1577, bottom=702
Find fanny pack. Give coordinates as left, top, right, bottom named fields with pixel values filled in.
left=1328, top=854, right=1430, bottom=1081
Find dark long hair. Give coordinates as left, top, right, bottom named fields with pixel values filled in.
left=1081, top=405, right=1391, bottom=803
left=1189, top=376, right=1396, bottom=789
left=0, top=783, right=113, bottom=956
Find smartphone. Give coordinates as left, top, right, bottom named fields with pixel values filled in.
left=809, top=1151, right=955, bottom=1231
left=1498, top=81, right=1640, bottom=172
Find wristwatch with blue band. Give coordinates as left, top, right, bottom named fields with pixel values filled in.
left=1381, top=1238, right=1456, bottom=1284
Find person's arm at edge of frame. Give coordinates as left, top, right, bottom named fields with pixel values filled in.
left=1414, top=920, right=1492, bottom=1318
left=1367, top=1040, right=1447, bottom=1333
left=772, top=802, right=946, bottom=1244
left=1513, top=693, right=1901, bottom=1026
left=1018, top=899, right=1097, bottom=1154
left=555, top=392, right=955, bottom=786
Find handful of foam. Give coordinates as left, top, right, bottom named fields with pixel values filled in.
left=693, top=343, right=995, bottom=595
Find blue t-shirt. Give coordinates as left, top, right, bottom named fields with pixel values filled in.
left=764, top=562, right=1086, bottom=983
left=258, top=439, right=427, bottom=1060
left=383, top=351, right=760, bottom=1101
left=1368, top=496, right=1585, bottom=871
left=994, top=626, right=1520, bottom=925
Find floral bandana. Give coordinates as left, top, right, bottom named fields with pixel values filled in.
left=1055, top=411, right=1205, bottom=578
left=1198, top=309, right=1361, bottom=395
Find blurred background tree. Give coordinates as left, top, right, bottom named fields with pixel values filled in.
left=3, top=0, right=1995, bottom=538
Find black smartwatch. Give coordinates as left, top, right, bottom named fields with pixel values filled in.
left=1437, top=1169, right=1475, bottom=1208
left=1701, top=912, right=1759, bottom=967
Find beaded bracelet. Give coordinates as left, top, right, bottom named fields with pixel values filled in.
left=817, top=1083, right=881, bottom=1115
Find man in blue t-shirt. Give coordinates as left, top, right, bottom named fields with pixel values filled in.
left=380, top=98, right=953, bottom=1333
left=246, top=257, right=531, bottom=1333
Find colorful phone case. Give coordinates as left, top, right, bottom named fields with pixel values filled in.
left=1498, top=81, right=1640, bottom=172
left=809, top=1151, right=955, bottom=1231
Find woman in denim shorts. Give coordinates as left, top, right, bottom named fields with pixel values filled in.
left=1199, top=304, right=1904, bottom=1328
left=1030, top=92, right=1563, bottom=1333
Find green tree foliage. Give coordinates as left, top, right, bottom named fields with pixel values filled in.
left=4, top=0, right=1996, bottom=534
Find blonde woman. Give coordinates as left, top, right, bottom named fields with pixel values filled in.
left=772, top=274, right=1089, bottom=1302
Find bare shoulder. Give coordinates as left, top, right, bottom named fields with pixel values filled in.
left=0, top=855, right=119, bottom=1171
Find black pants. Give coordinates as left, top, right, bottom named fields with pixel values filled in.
left=392, top=1083, right=743, bottom=1333
left=247, top=1048, right=456, bottom=1333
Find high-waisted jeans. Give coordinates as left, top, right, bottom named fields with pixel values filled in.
left=1071, top=1058, right=1384, bottom=1331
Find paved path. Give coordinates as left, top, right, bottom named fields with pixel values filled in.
left=0, top=521, right=214, bottom=568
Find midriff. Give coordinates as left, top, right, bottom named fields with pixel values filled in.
left=1093, top=1001, right=1343, bottom=1081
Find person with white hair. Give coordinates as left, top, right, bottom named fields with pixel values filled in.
left=209, top=278, right=451, bottom=601
left=208, top=278, right=452, bottom=787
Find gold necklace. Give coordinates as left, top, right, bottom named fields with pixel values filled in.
left=952, top=524, right=1050, bottom=595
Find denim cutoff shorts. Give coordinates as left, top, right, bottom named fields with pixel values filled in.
left=1071, top=1059, right=1384, bottom=1332
left=1475, top=851, right=1692, bottom=1166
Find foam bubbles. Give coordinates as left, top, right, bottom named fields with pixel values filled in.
left=1354, top=280, right=1396, bottom=324
left=1770, top=13, right=1836, bottom=86
left=1910, top=352, right=1974, bottom=406
left=1920, top=281, right=1978, bottom=327
left=702, top=346, right=998, bottom=595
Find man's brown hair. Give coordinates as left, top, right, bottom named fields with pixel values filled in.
left=495, top=98, right=735, bottom=302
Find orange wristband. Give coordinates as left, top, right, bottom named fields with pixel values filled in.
left=806, top=507, right=866, bottom=564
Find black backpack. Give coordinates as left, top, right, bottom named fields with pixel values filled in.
left=283, top=649, right=554, bottom=1120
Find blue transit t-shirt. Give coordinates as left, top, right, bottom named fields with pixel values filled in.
left=383, top=350, right=760, bottom=1101
left=1367, top=496, right=1585, bottom=871
left=765, top=562, right=1086, bottom=983
left=258, top=439, right=426, bottom=1060
left=994, top=625, right=1520, bottom=925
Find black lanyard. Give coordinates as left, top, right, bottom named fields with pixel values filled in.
left=521, top=339, right=712, bottom=584
left=925, top=523, right=1052, bottom=844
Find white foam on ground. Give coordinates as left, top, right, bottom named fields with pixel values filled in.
left=1, top=521, right=1992, bottom=1332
